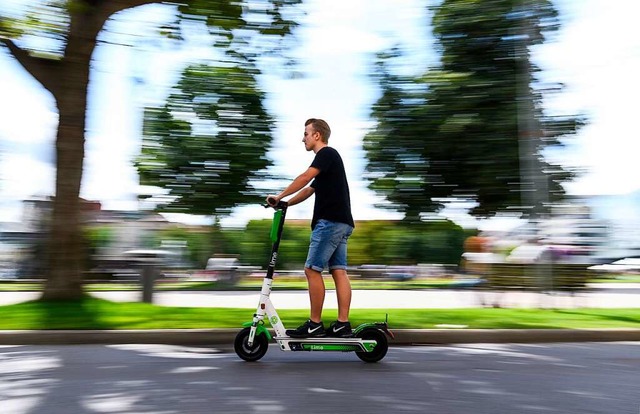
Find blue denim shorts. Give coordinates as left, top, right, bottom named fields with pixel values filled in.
left=305, top=219, right=354, bottom=272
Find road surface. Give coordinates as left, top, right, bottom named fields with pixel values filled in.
left=1, top=342, right=638, bottom=413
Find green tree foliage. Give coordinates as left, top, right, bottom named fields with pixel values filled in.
left=0, top=0, right=301, bottom=299
left=235, top=218, right=310, bottom=269
left=235, top=219, right=467, bottom=268
left=365, top=0, right=584, bottom=221
left=155, top=225, right=242, bottom=267
left=84, top=226, right=114, bottom=252
left=137, top=62, right=273, bottom=216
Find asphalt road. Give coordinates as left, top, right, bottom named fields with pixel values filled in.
left=1, top=342, right=639, bottom=414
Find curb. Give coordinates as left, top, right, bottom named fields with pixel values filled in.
left=0, top=329, right=238, bottom=346
left=1, top=328, right=639, bottom=346
left=393, top=328, right=640, bottom=344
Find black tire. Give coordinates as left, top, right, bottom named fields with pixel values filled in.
left=355, top=328, right=388, bottom=363
left=234, top=327, right=269, bottom=362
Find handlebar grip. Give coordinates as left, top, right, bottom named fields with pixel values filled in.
left=263, top=199, right=288, bottom=209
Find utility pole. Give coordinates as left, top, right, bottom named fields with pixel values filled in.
left=515, top=0, right=552, bottom=298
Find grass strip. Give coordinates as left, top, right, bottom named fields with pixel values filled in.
left=0, top=279, right=467, bottom=292
left=1, top=297, right=640, bottom=330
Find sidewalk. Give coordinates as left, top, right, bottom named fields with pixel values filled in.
left=1, top=284, right=639, bottom=309
left=0, top=285, right=639, bottom=346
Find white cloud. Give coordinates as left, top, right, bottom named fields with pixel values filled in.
left=0, top=154, right=54, bottom=199
left=537, top=0, right=640, bottom=195
left=0, top=52, right=57, bottom=146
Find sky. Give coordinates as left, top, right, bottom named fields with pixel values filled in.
left=0, top=0, right=639, bottom=229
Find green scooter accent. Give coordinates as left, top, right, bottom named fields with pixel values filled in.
left=242, top=321, right=272, bottom=341
left=301, top=343, right=362, bottom=352
left=269, top=210, right=283, bottom=243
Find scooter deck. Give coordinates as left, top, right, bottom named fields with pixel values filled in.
left=274, top=336, right=377, bottom=352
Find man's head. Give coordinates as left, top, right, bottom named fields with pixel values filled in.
left=304, top=118, right=331, bottom=144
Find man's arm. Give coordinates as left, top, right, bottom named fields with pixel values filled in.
left=267, top=166, right=320, bottom=205
left=286, top=186, right=315, bottom=206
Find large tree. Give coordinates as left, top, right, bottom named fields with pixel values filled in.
left=0, top=0, right=300, bottom=300
left=365, top=0, right=583, bottom=222
left=137, top=60, right=274, bottom=216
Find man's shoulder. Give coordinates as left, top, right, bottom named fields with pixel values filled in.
left=313, top=146, right=337, bottom=163
left=317, top=146, right=341, bottom=159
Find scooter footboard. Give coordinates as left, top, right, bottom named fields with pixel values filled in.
left=274, top=337, right=377, bottom=352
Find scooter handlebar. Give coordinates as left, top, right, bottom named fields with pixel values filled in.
left=264, top=198, right=288, bottom=209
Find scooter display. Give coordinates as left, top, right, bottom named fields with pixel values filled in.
left=234, top=200, right=394, bottom=363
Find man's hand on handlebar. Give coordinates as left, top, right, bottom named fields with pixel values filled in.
left=265, top=195, right=280, bottom=207
left=264, top=196, right=288, bottom=209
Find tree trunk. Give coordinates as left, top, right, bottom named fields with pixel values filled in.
left=41, top=100, right=88, bottom=300
left=41, top=8, right=103, bottom=301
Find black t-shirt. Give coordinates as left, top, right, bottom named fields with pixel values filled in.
left=310, top=147, right=355, bottom=230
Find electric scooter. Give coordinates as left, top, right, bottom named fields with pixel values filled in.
left=234, top=199, right=394, bottom=363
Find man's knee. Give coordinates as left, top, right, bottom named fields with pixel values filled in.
left=330, top=268, right=349, bottom=281
left=305, top=266, right=322, bottom=279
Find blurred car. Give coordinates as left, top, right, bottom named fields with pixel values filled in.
left=356, top=264, right=415, bottom=281
left=91, top=249, right=181, bottom=280
left=588, top=257, right=640, bottom=274
left=122, top=249, right=178, bottom=261
left=384, top=265, right=416, bottom=281
left=193, top=257, right=259, bottom=282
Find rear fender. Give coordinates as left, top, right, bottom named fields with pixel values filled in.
left=353, top=322, right=395, bottom=339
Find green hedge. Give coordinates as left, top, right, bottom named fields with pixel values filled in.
left=484, top=263, right=590, bottom=291
left=149, top=219, right=470, bottom=270
left=234, top=219, right=469, bottom=268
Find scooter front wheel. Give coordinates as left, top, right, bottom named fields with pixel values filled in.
left=234, top=327, right=269, bottom=362
left=355, top=328, right=388, bottom=363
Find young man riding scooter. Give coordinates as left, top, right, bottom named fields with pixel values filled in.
left=266, top=118, right=355, bottom=338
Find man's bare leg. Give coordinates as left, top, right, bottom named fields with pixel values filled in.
left=305, top=267, right=325, bottom=322
left=330, top=268, right=351, bottom=322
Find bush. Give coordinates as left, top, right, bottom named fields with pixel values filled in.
left=236, top=219, right=468, bottom=267
left=485, top=263, right=590, bottom=291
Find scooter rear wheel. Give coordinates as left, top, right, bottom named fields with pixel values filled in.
left=234, top=327, right=269, bottom=362
left=355, top=328, right=388, bottom=363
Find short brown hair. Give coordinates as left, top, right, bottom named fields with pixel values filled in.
left=305, top=118, right=331, bottom=143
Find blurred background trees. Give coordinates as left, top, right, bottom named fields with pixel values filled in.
left=137, top=61, right=273, bottom=217
left=0, top=0, right=597, bottom=291
left=364, top=0, right=584, bottom=222
left=0, top=0, right=301, bottom=299
left=213, top=219, right=469, bottom=270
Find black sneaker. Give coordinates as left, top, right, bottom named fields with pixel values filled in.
left=286, top=320, right=326, bottom=338
left=326, top=320, right=352, bottom=338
